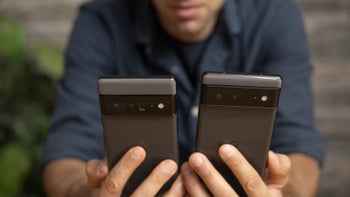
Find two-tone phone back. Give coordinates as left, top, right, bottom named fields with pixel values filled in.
left=98, top=77, right=178, bottom=196
left=98, top=73, right=282, bottom=196
left=196, top=72, right=282, bottom=196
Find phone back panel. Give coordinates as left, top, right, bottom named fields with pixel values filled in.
left=98, top=77, right=178, bottom=196
left=103, top=116, right=178, bottom=167
left=196, top=72, right=281, bottom=196
left=102, top=114, right=178, bottom=195
left=197, top=105, right=276, bottom=180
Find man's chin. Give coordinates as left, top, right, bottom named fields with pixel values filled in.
left=165, top=19, right=211, bottom=42
left=176, top=22, right=202, bottom=37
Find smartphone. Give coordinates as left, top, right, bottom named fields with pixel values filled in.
left=98, top=76, right=178, bottom=196
left=196, top=72, right=282, bottom=196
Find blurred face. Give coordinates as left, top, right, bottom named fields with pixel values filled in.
left=151, top=0, right=226, bottom=42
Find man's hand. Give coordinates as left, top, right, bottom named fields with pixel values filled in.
left=181, top=144, right=291, bottom=196
left=44, top=146, right=185, bottom=197
left=85, top=146, right=185, bottom=197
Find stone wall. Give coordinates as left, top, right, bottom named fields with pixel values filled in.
left=300, top=1, right=350, bottom=196
left=0, top=0, right=87, bottom=47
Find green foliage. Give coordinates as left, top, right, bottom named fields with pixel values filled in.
left=33, top=43, right=64, bottom=81
left=0, top=13, right=25, bottom=62
left=0, top=143, right=31, bottom=196
left=0, top=13, right=63, bottom=197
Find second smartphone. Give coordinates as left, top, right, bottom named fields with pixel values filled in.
left=98, top=76, right=178, bottom=196
left=196, top=72, right=282, bottom=196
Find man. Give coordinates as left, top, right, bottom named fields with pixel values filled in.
left=42, top=0, right=324, bottom=196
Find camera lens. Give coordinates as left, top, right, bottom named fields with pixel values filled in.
left=158, top=103, right=164, bottom=109
left=261, top=95, right=268, bottom=102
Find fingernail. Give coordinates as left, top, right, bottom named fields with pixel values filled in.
left=97, top=161, right=108, bottom=176
left=161, top=161, right=176, bottom=174
left=270, top=151, right=280, bottom=166
left=192, top=156, right=203, bottom=167
left=131, top=147, right=143, bottom=160
left=221, top=145, right=234, bottom=158
left=181, top=163, right=191, bottom=175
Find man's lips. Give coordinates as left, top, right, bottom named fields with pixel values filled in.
left=170, top=4, right=202, bottom=19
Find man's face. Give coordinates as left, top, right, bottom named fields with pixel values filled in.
left=151, top=0, right=226, bottom=42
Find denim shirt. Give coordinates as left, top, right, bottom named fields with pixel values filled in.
left=42, top=0, right=324, bottom=166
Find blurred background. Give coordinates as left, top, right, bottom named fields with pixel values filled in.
left=0, top=0, right=349, bottom=196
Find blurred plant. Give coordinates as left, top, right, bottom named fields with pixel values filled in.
left=0, top=13, right=63, bottom=197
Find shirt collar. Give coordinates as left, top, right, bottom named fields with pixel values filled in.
left=134, top=0, right=242, bottom=46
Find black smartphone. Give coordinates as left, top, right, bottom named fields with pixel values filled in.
left=98, top=76, right=179, bottom=196
left=196, top=72, right=282, bottom=196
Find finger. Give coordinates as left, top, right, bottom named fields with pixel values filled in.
left=101, top=146, right=146, bottom=196
left=189, top=153, right=238, bottom=197
left=131, top=159, right=178, bottom=197
left=181, top=162, right=211, bottom=197
left=219, top=144, right=269, bottom=197
left=264, top=151, right=291, bottom=188
left=86, top=159, right=108, bottom=187
left=163, top=175, right=186, bottom=197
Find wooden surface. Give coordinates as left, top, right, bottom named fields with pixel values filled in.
left=0, top=0, right=349, bottom=196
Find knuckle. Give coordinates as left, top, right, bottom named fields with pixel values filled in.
left=104, top=177, right=123, bottom=194
left=200, top=166, right=213, bottom=180
left=148, top=164, right=175, bottom=188
left=244, top=176, right=262, bottom=193
left=283, top=157, right=292, bottom=173
left=86, top=160, right=97, bottom=175
left=153, top=170, right=170, bottom=185
left=276, top=160, right=291, bottom=178
left=230, top=159, right=244, bottom=172
left=221, top=191, right=234, bottom=197
left=104, top=171, right=123, bottom=194
left=280, top=167, right=290, bottom=178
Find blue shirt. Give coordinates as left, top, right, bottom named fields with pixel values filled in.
left=42, top=0, right=324, bottom=166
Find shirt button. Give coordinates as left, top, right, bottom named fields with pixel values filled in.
left=191, top=106, right=199, bottom=118
left=171, top=66, right=179, bottom=74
